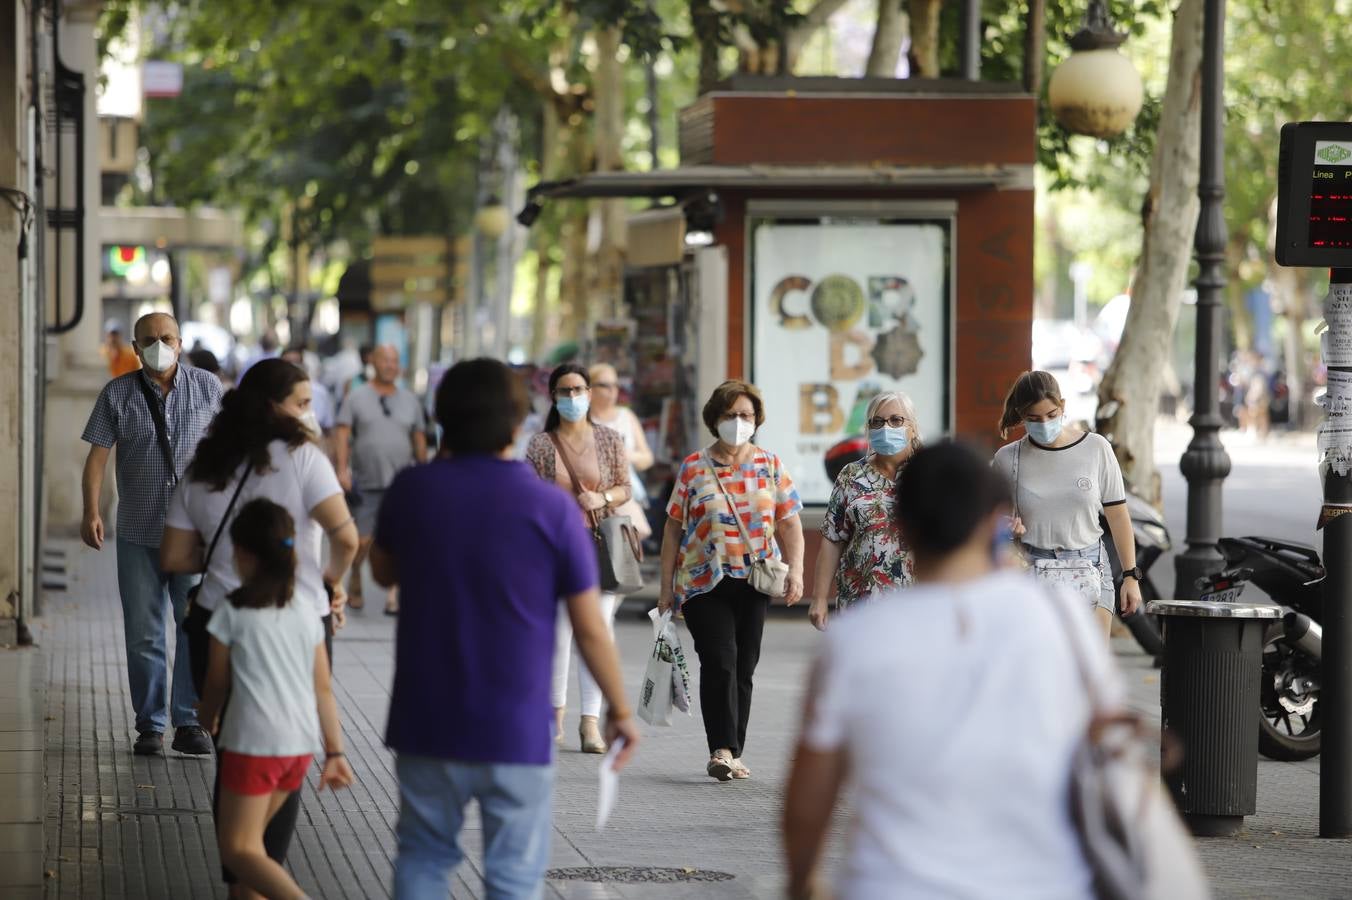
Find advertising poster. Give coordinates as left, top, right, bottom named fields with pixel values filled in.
left=751, top=219, right=951, bottom=504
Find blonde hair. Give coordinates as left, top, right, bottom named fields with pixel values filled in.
left=998, top=371, right=1065, bottom=439
left=865, top=391, right=922, bottom=447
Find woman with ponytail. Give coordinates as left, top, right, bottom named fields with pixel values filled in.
left=197, top=499, right=355, bottom=900
left=160, top=357, right=360, bottom=892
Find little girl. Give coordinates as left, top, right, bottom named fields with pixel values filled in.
left=197, top=498, right=354, bottom=900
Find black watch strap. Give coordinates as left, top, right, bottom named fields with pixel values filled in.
left=1119, top=567, right=1143, bottom=584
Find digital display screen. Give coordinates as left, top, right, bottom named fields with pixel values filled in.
left=1309, top=141, right=1352, bottom=250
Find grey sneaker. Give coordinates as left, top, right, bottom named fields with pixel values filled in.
left=133, top=731, right=164, bottom=756
left=171, top=725, right=213, bottom=756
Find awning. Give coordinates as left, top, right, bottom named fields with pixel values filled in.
left=527, top=163, right=1034, bottom=202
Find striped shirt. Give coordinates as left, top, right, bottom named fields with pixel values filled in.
left=82, top=365, right=224, bottom=547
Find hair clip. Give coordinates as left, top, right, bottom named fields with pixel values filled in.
left=281, top=537, right=294, bottom=548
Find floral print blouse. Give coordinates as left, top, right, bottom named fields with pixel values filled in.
left=821, top=458, right=913, bottom=608
left=666, top=446, right=803, bottom=606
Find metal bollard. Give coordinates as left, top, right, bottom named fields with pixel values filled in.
left=1148, top=598, right=1283, bottom=836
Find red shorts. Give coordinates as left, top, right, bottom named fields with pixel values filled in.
left=219, top=751, right=313, bottom=796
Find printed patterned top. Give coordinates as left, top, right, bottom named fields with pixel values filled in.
left=666, top=446, right=803, bottom=606
left=524, top=425, right=629, bottom=524
left=822, top=458, right=913, bottom=608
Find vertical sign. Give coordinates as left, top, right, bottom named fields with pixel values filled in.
left=751, top=219, right=951, bottom=504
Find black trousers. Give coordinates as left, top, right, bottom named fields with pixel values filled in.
left=680, top=576, right=769, bottom=758
left=185, top=602, right=333, bottom=884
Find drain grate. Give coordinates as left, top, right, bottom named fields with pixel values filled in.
left=546, top=867, right=734, bottom=884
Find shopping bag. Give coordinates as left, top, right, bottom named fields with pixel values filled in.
left=649, top=609, right=692, bottom=714
left=637, top=641, right=674, bottom=726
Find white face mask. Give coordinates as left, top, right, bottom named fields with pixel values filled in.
left=298, top=410, right=321, bottom=436
left=140, top=339, right=177, bottom=373
left=717, top=417, right=756, bottom=447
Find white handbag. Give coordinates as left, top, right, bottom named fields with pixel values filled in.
left=703, top=452, right=790, bottom=598
left=1013, top=438, right=1102, bottom=608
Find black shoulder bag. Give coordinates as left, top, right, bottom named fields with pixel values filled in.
left=182, top=463, right=252, bottom=692
left=137, top=376, right=179, bottom=483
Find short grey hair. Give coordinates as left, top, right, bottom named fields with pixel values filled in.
left=865, top=391, right=922, bottom=444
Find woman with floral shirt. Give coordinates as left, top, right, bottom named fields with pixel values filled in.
left=809, top=392, right=921, bottom=631
left=658, top=380, right=804, bottom=782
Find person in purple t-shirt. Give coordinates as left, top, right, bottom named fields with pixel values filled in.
left=370, top=358, right=640, bottom=898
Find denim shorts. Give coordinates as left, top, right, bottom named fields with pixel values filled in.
left=1023, top=543, right=1114, bottom=613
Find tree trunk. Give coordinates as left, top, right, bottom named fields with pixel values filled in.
left=591, top=27, right=627, bottom=327
left=1023, top=0, right=1046, bottom=96
left=1094, top=0, right=1205, bottom=504
left=907, top=0, right=944, bottom=77
left=529, top=101, right=561, bottom=361
left=866, top=0, right=907, bottom=77
left=691, top=0, right=723, bottom=94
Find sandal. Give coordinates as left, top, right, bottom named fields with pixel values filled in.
left=706, top=752, right=733, bottom=782
left=730, top=759, right=751, bottom=779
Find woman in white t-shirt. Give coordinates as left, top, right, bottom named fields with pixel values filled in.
left=991, top=370, right=1143, bottom=642
left=784, top=441, right=1121, bottom=900
left=588, top=363, right=654, bottom=540
left=197, top=498, right=354, bottom=900
left=161, top=357, right=359, bottom=891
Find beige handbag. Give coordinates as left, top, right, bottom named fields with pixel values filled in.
left=703, top=452, right=790, bottom=598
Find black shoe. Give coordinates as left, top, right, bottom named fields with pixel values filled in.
left=133, top=731, right=164, bottom=756
left=171, top=725, right=213, bottom=756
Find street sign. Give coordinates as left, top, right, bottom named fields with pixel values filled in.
left=370, top=236, right=470, bottom=311
left=1276, top=122, right=1352, bottom=267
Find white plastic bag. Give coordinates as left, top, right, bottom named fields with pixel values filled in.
left=638, top=610, right=691, bottom=725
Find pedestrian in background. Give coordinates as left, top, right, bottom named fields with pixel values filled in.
left=809, top=391, right=921, bottom=630
left=992, top=370, right=1142, bottom=642
left=333, top=344, right=427, bottom=615
left=80, top=312, right=222, bottom=758
left=658, top=380, right=804, bottom=781
left=197, top=498, right=354, bottom=900
left=784, top=441, right=1121, bottom=899
left=525, top=363, right=632, bottom=754
left=369, top=358, right=638, bottom=897
left=161, top=357, right=359, bottom=894
left=589, top=362, right=655, bottom=540
left=102, top=319, right=141, bottom=378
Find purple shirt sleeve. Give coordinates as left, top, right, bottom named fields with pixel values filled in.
left=555, top=497, right=599, bottom=598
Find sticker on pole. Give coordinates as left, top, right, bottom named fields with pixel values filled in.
left=1321, top=285, right=1352, bottom=366
left=1318, top=503, right=1352, bottom=530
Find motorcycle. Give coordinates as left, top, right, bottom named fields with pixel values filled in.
left=1196, top=537, right=1324, bottom=761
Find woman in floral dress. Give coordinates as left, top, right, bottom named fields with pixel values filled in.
left=809, top=392, right=921, bottom=630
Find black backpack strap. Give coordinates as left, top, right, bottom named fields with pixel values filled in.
left=136, top=375, right=178, bottom=483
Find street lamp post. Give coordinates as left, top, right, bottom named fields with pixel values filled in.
left=1174, top=0, right=1232, bottom=600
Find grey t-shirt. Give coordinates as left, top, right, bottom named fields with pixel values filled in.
left=337, top=383, right=426, bottom=490
left=992, top=432, right=1126, bottom=551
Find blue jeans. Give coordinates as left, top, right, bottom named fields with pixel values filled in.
left=115, top=539, right=199, bottom=733
left=394, top=754, right=554, bottom=900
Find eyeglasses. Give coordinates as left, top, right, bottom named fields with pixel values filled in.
left=135, top=335, right=180, bottom=349
left=592, top=382, right=618, bottom=391
left=868, top=416, right=908, bottom=430
left=379, top=395, right=391, bottom=417
left=554, top=385, right=589, bottom=398
left=721, top=412, right=756, bottom=423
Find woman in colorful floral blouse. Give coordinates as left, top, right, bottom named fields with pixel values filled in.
left=809, top=391, right=922, bottom=631
left=658, top=380, right=804, bottom=782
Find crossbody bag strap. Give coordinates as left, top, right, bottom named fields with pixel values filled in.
left=548, top=432, right=598, bottom=528
left=702, top=451, right=768, bottom=559
left=201, top=463, right=252, bottom=581
left=136, top=376, right=178, bottom=483
left=1011, top=437, right=1022, bottom=521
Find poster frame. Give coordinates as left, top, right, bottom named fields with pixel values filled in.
left=745, top=199, right=957, bottom=507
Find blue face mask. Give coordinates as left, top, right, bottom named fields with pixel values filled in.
left=556, top=394, right=590, bottom=423
left=1024, top=417, right=1064, bottom=445
left=868, top=426, right=909, bottom=456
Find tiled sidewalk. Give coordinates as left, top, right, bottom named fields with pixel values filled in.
left=10, top=539, right=1352, bottom=898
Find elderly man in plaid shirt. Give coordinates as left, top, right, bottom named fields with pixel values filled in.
left=81, top=312, right=223, bottom=757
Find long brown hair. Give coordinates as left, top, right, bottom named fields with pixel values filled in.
left=998, top=371, right=1065, bottom=439
left=225, top=499, right=296, bottom=610
left=187, top=358, right=312, bottom=490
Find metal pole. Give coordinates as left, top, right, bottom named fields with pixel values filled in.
left=1322, top=269, right=1352, bottom=837
left=1174, top=0, right=1231, bottom=601
left=959, top=0, right=981, bottom=81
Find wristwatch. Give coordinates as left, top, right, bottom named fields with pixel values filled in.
left=1117, top=566, right=1143, bottom=588
left=602, top=489, right=612, bottom=505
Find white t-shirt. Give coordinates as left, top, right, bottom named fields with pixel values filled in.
left=991, top=433, right=1126, bottom=551
left=207, top=599, right=325, bottom=756
left=802, top=570, right=1121, bottom=900
left=166, top=440, right=343, bottom=616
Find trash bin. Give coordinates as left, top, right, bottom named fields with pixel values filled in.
left=1147, top=598, right=1284, bottom=837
